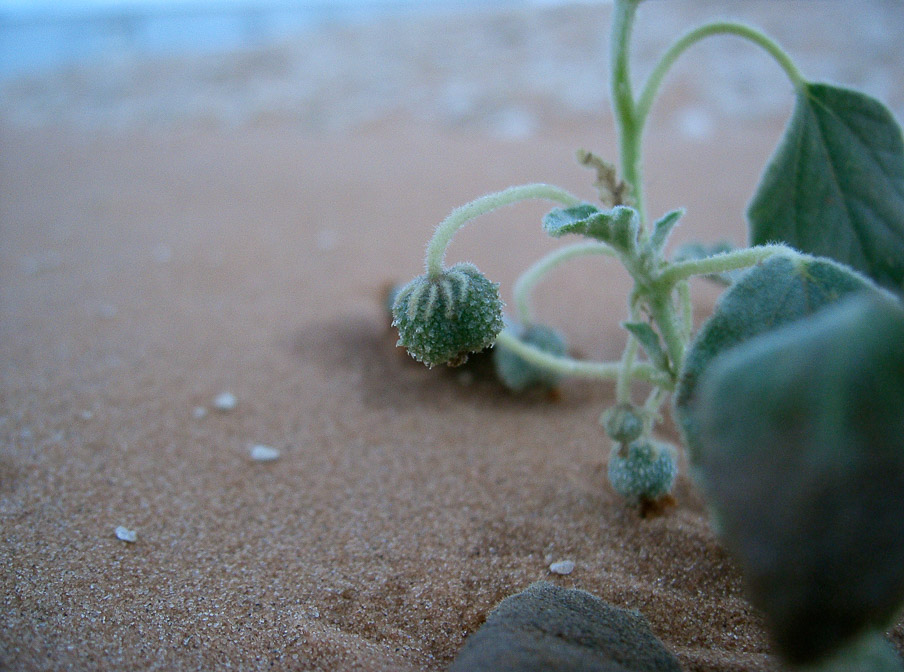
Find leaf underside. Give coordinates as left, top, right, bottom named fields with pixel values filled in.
left=748, top=82, right=904, bottom=290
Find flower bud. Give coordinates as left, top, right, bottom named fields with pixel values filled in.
left=392, top=263, right=504, bottom=368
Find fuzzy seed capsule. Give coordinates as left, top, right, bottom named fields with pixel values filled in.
left=607, top=439, right=677, bottom=502
left=392, top=263, right=505, bottom=368
left=601, top=404, right=644, bottom=443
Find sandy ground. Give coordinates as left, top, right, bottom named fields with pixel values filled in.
left=2, top=2, right=904, bottom=671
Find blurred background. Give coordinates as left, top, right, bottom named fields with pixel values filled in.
left=1, top=0, right=902, bottom=135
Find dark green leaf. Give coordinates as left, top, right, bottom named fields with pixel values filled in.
left=688, top=293, right=904, bottom=664
left=543, top=204, right=639, bottom=254
left=674, top=253, right=875, bottom=458
left=748, top=82, right=904, bottom=290
left=814, top=634, right=904, bottom=672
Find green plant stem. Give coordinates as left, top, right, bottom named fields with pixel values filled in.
left=636, top=21, right=806, bottom=127
left=642, top=385, right=669, bottom=433
left=494, top=330, right=673, bottom=389
left=425, top=183, right=582, bottom=278
left=513, top=242, right=616, bottom=324
left=615, top=294, right=642, bottom=403
left=610, top=0, right=646, bottom=227
left=656, top=244, right=791, bottom=289
left=677, top=279, right=693, bottom=341
left=648, top=292, right=685, bottom=377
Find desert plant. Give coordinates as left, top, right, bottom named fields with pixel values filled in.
left=390, top=0, right=904, bottom=667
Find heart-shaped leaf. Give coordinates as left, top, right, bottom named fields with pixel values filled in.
left=688, top=293, right=904, bottom=664
left=674, top=252, right=875, bottom=459
left=748, top=83, right=904, bottom=290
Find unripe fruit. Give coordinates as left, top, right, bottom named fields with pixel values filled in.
left=607, top=439, right=677, bottom=501
left=601, top=403, right=644, bottom=443
left=392, top=263, right=505, bottom=368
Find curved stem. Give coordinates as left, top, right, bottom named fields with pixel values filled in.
left=637, top=21, right=806, bottom=127
left=655, top=244, right=792, bottom=290
left=425, top=183, right=582, bottom=278
left=514, top=242, right=617, bottom=324
left=495, top=330, right=673, bottom=389
left=642, top=385, right=670, bottom=434
left=610, top=0, right=646, bottom=227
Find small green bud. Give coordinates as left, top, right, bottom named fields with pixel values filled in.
left=392, top=263, right=505, bottom=368
left=600, top=404, right=644, bottom=443
left=493, top=321, right=567, bottom=391
left=607, top=439, right=677, bottom=501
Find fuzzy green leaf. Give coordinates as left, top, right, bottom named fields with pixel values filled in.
left=543, top=204, right=639, bottom=254
left=623, top=322, right=669, bottom=372
left=674, top=253, right=876, bottom=459
left=748, top=83, right=904, bottom=290
left=649, top=209, right=684, bottom=253
left=688, top=293, right=904, bottom=665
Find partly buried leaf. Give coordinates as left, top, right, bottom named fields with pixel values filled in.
left=674, top=252, right=875, bottom=458
left=748, top=82, right=904, bottom=290
left=687, top=292, right=904, bottom=665
left=543, top=203, right=639, bottom=254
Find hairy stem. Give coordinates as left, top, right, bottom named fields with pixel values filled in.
left=494, top=330, right=674, bottom=389
left=637, top=21, right=806, bottom=127
left=610, top=0, right=646, bottom=227
left=615, top=293, right=642, bottom=403
left=648, top=292, right=685, bottom=378
left=425, top=183, right=582, bottom=278
left=514, top=242, right=617, bottom=324
left=655, top=244, right=791, bottom=289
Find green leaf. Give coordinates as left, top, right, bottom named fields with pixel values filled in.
left=748, top=83, right=904, bottom=290
left=674, top=253, right=876, bottom=458
left=623, top=321, right=669, bottom=372
left=543, top=204, right=639, bottom=254
left=811, top=633, right=904, bottom=672
left=687, top=293, right=904, bottom=665
left=649, top=209, right=684, bottom=253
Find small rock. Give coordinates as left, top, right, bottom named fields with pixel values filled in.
left=450, top=581, right=682, bottom=672
left=549, top=560, right=575, bottom=575
left=250, top=444, right=280, bottom=462
left=115, top=526, right=137, bottom=543
left=212, top=392, right=237, bottom=412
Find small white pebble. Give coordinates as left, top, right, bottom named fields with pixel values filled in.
left=250, top=444, right=280, bottom=462
left=549, top=560, right=575, bottom=575
left=192, top=406, right=208, bottom=419
left=115, top=526, right=137, bottom=543
left=212, top=392, right=237, bottom=412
